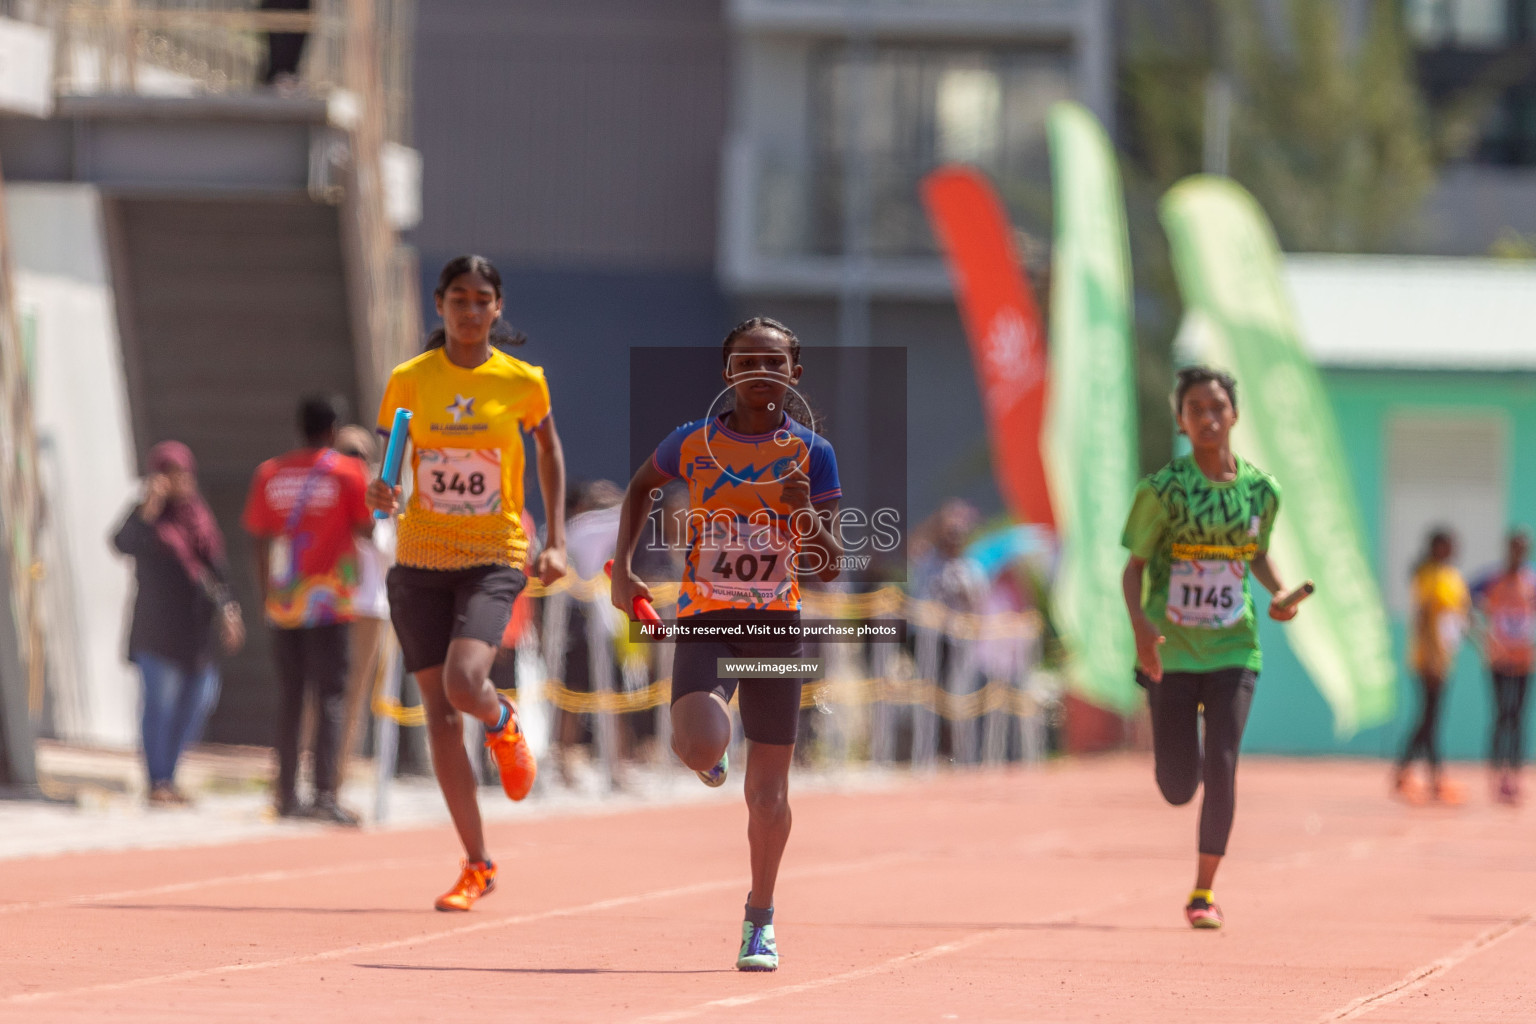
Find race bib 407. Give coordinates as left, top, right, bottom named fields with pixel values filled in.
left=696, top=518, right=792, bottom=604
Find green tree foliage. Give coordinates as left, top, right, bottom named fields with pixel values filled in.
left=1125, top=0, right=1444, bottom=252
left=1227, top=1, right=1437, bottom=252
left=1116, top=0, right=1468, bottom=467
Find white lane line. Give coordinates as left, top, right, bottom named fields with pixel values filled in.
left=1317, top=912, right=1535, bottom=1022
left=627, top=884, right=1162, bottom=1024
left=0, top=857, right=437, bottom=916
left=629, top=932, right=1005, bottom=1024
left=2, top=852, right=918, bottom=1006
left=626, top=827, right=1446, bottom=1024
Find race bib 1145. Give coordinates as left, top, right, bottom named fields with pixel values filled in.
left=1166, top=559, right=1246, bottom=629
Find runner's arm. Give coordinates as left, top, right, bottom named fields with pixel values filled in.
left=611, top=459, right=668, bottom=613
left=1251, top=552, right=1297, bottom=622
left=803, top=499, right=844, bottom=583
left=530, top=414, right=568, bottom=584
left=1122, top=556, right=1165, bottom=681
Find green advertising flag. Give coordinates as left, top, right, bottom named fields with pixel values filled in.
left=1159, top=176, right=1396, bottom=735
left=1043, top=102, right=1140, bottom=713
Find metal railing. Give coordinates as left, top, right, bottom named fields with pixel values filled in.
left=5, top=0, right=411, bottom=146
left=7, top=0, right=418, bottom=410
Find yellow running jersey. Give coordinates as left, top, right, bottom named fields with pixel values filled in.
left=377, top=347, right=551, bottom=571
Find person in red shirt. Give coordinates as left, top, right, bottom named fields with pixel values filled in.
left=1473, top=529, right=1536, bottom=804
left=243, top=395, right=373, bottom=823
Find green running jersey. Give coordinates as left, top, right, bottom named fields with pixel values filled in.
left=1121, top=455, right=1281, bottom=674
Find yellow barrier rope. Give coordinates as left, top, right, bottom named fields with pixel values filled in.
left=522, top=572, right=1042, bottom=642
left=373, top=676, right=1041, bottom=725
left=367, top=572, right=1047, bottom=726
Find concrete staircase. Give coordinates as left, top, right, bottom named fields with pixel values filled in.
left=106, top=195, right=361, bottom=744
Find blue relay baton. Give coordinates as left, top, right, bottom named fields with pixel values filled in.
left=374, top=407, right=412, bottom=520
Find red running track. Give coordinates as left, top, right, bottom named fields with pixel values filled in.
left=3, top=756, right=1535, bottom=1023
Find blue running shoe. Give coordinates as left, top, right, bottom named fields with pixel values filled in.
left=737, top=920, right=778, bottom=971
left=697, top=751, right=728, bottom=788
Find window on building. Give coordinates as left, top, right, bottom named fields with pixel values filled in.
left=810, top=44, right=1071, bottom=258
left=1407, top=0, right=1512, bottom=47
left=1409, top=0, right=1536, bottom=164
left=1383, top=413, right=1508, bottom=616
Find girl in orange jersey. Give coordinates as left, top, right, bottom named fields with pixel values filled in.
left=610, top=318, right=843, bottom=972
left=1473, top=529, right=1536, bottom=804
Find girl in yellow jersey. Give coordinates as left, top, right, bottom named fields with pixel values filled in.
left=367, top=255, right=567, bottom=912
left=1394, top=528, right=1470, bottom=804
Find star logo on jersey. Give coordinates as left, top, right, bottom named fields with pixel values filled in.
left=446, top=394, right=476, bottom=424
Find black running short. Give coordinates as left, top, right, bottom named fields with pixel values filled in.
left=669, top=611, right=805, bottom=746
left=386, top=563, right=527, bottom=673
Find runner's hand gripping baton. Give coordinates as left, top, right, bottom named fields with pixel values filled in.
left=1272, top=580, right=1315, bottom=613
left=604, top=559, right=662, bottom=625
left=374, top=408, right=412, bottom=521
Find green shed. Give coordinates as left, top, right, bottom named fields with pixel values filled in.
left=1241, top=255, right=1536, bottom=765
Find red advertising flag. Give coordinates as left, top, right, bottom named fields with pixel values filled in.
left=921, top=166, right=1054, bottom=526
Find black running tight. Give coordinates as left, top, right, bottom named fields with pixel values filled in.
left=1490, top=671, right=1529, bottom=773
left=1398, top=674, right=1446, bottom=773
left=1139, top=667, right=1256, bottom=857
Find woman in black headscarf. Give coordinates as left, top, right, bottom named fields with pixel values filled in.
left=112, top=441, right=244, bottom=805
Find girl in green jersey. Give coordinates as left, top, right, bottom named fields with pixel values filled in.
left=1121, top=366, right=1301, bottom=930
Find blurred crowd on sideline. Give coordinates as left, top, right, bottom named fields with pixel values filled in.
left=108, top=399, right=1060, bottom=815
left=1395, top=525, right=1536, bottom=808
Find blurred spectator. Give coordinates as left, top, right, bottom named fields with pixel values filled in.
left=243, top=396, right=372, bottom=824
left=111, top=441, right=244, bottom=807
left=261, top=0, right=312, bottom=89
left=912, top=499, right=988, bottom=762
left=335, top=424, right=395, bottom=769
left=911, top=499, right=988, bottom=614
left=1472, top=528, right=1536, bottom=805
left=553, top=480, right=625, bottom=781
left=1394, top=527, right=1470, bottom=805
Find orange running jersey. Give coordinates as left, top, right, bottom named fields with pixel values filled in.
left=1474, top=567, right=1536, bottom=674
left=377, top=347, right=551, bottom=571
left=652, top=414, right=840, bottom=616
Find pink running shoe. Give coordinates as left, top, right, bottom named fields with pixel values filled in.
left=1186, top=895, right=1224, bottom=930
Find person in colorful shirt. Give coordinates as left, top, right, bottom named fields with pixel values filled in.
left=1472, top=528, right=1534, bottom=805
left=244, top=395, right=373, bottom=824
left=610, top=317, right=843, bottom=972
left=1121, top=365, right=1300, bottom=931
left=1394, top=528, right=1471, bottom=805
left=367, top=255, right=567, bottom=913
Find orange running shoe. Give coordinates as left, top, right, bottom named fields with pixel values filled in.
left=485, top=700, right=537, bottom=800
left=1392, top=769, right=1429, bottom=806
left=1433, top=777, right=1465, bottom=806
left=435, top=859, right=496, bottom=912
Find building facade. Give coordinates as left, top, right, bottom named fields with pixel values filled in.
left=413, top=0, right=1115, bottom=523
